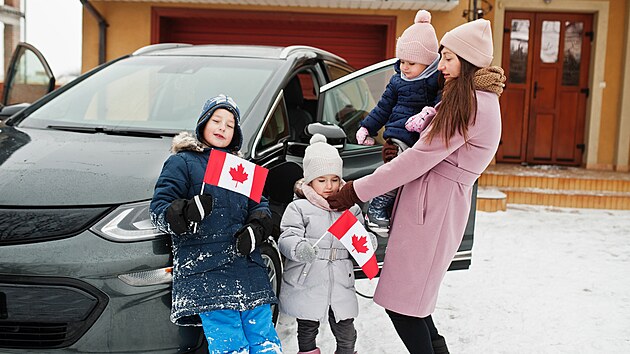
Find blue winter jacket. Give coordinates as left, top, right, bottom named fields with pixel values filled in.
left=150, top=133, right=276, bottom=326
left=360, top=59, right=440, bottom=147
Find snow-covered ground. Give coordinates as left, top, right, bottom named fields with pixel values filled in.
left=276, top=205, right=630, bottom=353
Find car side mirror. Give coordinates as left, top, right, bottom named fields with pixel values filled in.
left=305, top=122, right=346, bottom=149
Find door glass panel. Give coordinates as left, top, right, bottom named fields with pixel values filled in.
left=321, top=64, right=394, bottom=146
left=6, top=49, right=53, bottom=105
left=540, top=20, right=560, bottom=63
left=562, top=21, right=583, bottom=86
left=509, top=19, right=530, bottom=84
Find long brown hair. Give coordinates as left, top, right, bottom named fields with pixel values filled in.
left=426, top=48, right=479, bottom=147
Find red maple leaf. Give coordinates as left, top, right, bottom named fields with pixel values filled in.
left=351, top=234, right=369, bottom=253
left=229, top=164, right=248, bottom=187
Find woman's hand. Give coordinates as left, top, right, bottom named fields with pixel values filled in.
left=327, top=181, right=362, bottom=210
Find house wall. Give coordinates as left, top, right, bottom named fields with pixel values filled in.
left=82, top=1, right=478, bottom=72
left=82, top=0, right=628, bottom=171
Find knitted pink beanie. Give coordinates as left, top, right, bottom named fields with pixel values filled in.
left=395, top=10, right=439, bottom=65
left=440, top=19, right=494, bottom=68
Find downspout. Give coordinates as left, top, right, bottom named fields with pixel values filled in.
left=79, top=0, right=108, bottom=65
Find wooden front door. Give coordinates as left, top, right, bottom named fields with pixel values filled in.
left=498, top=11, right=592, bottom=166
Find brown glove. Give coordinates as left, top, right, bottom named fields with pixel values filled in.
left=327, top=181, right=362, bottom=210
left=381, top=138, right=398, bottom=163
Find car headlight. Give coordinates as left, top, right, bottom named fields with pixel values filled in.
left=118, top=267, right=173, bottom=286
left=90, top=200, right=166, bottom=242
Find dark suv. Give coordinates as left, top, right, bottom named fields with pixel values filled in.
left=0, top=43, right=476, bottom=352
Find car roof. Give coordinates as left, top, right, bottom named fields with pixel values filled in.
left=132, top=43, right=348, bottom=63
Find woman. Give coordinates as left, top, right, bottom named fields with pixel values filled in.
left=328, top=19, right=505, bottom=354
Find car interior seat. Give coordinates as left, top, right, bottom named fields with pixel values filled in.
left=284, top=76, right=313, bottom=142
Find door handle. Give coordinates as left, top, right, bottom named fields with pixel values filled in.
left=533, top=81, right=538, bottom=99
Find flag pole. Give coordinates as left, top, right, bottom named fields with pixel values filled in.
left=193, top=183, right=207, bottom=234
left=312, top=231, right=329, bottom=247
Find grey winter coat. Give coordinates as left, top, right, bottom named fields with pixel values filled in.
left=278, top=184, right=362, bottom=323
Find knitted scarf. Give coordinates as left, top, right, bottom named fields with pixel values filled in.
left=474, top=66, right=506, bottom=97
left=299, top=180, right=347, bottom=211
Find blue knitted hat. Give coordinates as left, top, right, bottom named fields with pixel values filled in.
left=195, top=94, right=242, bottom=151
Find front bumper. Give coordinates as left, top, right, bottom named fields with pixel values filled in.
left=0, top=230, right=204, bottom=353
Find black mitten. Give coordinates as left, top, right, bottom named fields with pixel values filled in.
left=165, top=195, right=213, bottom=235
left=234, top=211, right=272, bottom=256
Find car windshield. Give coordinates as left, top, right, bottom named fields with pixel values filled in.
left=19, top=55, right=280, bottom=131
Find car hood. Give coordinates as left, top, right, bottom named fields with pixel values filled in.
left=0, top=125, right=173, bottom=206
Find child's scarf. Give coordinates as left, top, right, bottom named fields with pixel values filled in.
left=301, top=180, right=347, bottom=212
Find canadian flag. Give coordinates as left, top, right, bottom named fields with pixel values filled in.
left=203, top=149, right=268, bottom=203
left=328, top=210, right=379, bottom=279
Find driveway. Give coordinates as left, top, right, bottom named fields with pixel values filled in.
left=276, top=204, right=630, bottom=353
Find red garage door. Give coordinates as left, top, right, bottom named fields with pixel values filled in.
left=152, top=8, right=395, bottom=70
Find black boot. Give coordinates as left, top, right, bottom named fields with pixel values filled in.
left=432, top=335, right=449, bottom=354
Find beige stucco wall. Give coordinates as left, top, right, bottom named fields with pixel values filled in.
left=83, top=0, right=627, bottom=171
left=82, top=1, right=478, bottom=72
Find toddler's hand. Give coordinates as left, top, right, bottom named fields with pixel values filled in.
left=294, top=240, right=318, bottom=263
left=356, top=127, right=375, bottom=146
left=405, top=106, right=436, bottom=133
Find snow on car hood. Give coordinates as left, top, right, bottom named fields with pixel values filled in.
left=0, top=125, right=173, bottom=206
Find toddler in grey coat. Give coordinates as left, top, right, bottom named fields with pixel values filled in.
left=278, top=134, right=376, bottom=354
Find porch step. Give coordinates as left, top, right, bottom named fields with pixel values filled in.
left=476, top=188, right=507, bottom=212
left=478, top=164, right=630, bottom=210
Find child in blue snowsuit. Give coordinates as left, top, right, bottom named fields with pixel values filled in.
left=355, top=10, right=441, bottom=231
left=150, top=94, right=282, bottom=354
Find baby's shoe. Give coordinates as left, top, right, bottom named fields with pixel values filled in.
left=366, top=196, right=391, bottom=233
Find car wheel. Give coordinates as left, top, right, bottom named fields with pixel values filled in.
left=259, top=241, right=282, bottom=324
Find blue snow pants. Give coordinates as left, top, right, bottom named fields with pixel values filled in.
left=200, top=304, right=282, bottom=354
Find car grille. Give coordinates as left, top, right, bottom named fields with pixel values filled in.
left=0, top=276, right=108, bottom=349
left=0, top=321, right=68, bottom=347
left=0, top=207, right=110, bottom=245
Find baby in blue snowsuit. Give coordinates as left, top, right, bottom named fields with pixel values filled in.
left=150, top=94, right=282, bottom=353
left=355, top=10, right=441, bottom=231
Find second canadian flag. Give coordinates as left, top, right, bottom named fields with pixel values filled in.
left=328, top=210, right=379, bottom=279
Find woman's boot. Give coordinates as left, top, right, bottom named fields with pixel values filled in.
left=432, top=335, right=450, bottom=354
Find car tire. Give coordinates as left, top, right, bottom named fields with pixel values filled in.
left=259, top=241, right=282, bottom=324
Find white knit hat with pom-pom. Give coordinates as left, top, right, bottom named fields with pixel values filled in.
left=396, top=9, right=439, bottom=65
left=303, top=134, right=343, bottom=184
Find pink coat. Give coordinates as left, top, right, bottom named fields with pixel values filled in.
left=354, top=90, right=501, bottom=317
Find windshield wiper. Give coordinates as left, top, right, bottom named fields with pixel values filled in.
left=47, top=125, right=178, bottom=138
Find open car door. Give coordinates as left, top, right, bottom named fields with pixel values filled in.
left=316, top=58, right=475, bottom=275
left=1, top=42, right=55, bottom=119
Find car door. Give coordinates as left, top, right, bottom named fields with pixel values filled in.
left=1, top=42, right=55, bottom=120
left=318, top=58, right=397, bottom=181
left=317, top=58, right=474, bottom=274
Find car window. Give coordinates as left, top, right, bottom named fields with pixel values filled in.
left=325, top=62, right=353, bottom=81
left=4, top=45, right=54, bottom=106
left=20, top=56, right=281, bottom=131
left=321, top=64, right=394, bottom=146
left=257, top=95, right=289, bottom=153
left=284, top=68, right=319, bottom=143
